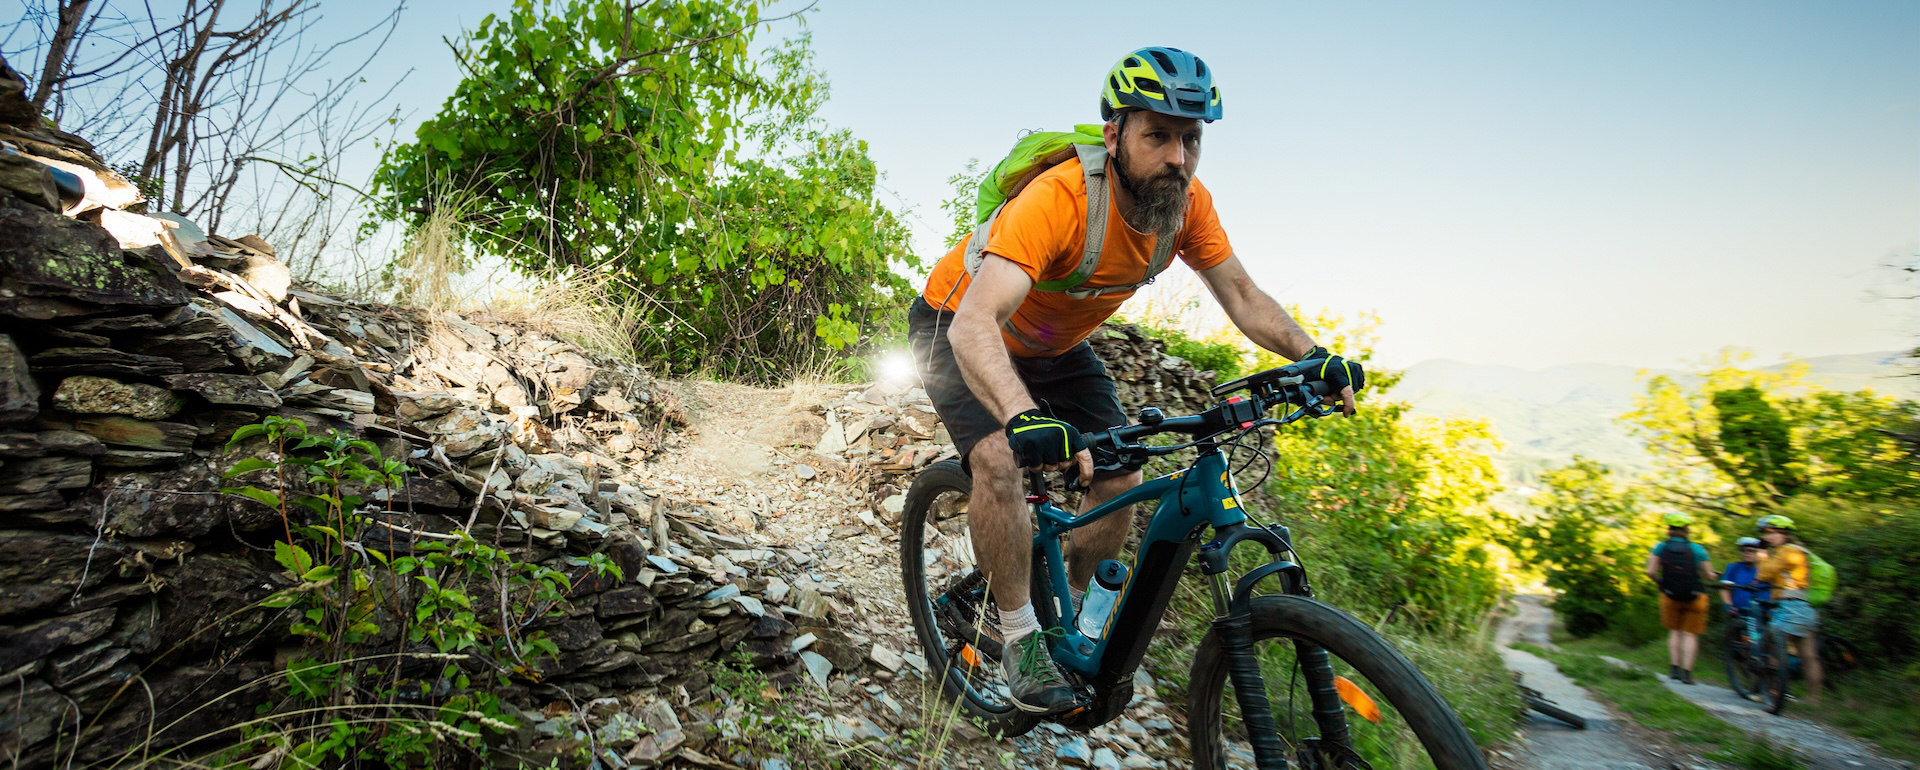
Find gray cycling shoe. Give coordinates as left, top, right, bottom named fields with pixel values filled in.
left=1003, top=628, right=1078, bottom=714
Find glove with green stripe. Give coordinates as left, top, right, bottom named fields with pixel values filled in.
left=1005, top=410, right=1086, bottom=468
left=1300, top=346, right=1366, bottom=394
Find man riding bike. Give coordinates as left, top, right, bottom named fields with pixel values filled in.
left=906, top=46, right=1364, bottom=715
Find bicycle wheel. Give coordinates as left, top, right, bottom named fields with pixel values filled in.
left=1722, top=621, right=1764, bottom=699
left=900, top=460, right=1041, bottom=738
left=1819, top=633, right=1860, bottom=676
left=1762, top=631, right=1792, bottom=715
left=1188, top=595, right=1488, bottom=770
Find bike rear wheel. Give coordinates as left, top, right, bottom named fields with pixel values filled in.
left=1188, top=595, right=1488, bottom=770
left=1763, top=630, right=1793, bottom=715
left=900, top=460, right=1041, bottom=738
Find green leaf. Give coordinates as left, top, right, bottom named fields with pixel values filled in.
left=227, top=423, right=269, bottom=447
left=259, top=590, right=301, bottom=609
left=224, top=485, right=282, bottom=509
left=274, top=540, right=315, bottom=575
left=223, top=457, right=277, bottom=478
left=581, top=124, right=603, bottom=143
left=301, top=565, right=339, bottom=582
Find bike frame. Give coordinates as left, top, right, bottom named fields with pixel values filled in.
left=1029, top=443, right=1310, bottom=708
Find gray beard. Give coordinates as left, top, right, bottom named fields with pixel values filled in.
left=1112, top=150, right=1190, bottom=237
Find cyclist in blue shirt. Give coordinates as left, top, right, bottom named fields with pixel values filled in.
left=1718, top=537, right=1769, bottom=616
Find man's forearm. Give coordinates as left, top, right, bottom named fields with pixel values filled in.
left=949, top=311, right=1036, bottom=423
left=1228, top=287, right=1318, bottom=360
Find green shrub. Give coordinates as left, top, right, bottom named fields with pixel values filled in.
left=372, top=0, right=917, bottom=382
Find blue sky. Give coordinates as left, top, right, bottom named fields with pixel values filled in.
left=337, top=0, right=1919, bottom=368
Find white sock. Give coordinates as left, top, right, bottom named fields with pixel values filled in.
left=1001, top=602, right=1040, bottom=643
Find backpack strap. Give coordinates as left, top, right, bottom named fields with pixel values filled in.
left=964, top=142, right=1181, bottom=303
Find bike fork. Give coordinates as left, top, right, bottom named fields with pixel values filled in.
left=1210, top=573, right=1291, bottom=770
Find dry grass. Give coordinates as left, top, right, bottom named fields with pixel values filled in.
left=481, top=269, right=645, bottom=364
left=390, top=201, right=478, bottom=313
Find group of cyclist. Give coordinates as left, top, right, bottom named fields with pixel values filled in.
left=1648, top=512, right=1823, bottom=704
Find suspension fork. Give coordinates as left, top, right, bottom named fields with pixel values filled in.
left=1204, top=548, right=1290, bottom=770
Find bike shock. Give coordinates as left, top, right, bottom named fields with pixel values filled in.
left=1217, top=610, right=1291, bottom=769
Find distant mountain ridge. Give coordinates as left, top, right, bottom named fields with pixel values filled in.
left=1393, top=351, right=1918, bottom=484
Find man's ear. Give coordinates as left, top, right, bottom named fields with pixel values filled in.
left=1102, top=118, right=1120, bottom=154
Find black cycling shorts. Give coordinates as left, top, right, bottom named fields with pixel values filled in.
left=907, top=297, right=1127, bottom=476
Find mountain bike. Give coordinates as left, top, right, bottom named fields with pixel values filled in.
left=1718, top=582, right=1849, bottom=714
left=901, top=360, right=1487, bottom=769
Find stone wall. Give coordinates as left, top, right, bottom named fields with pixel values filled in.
left=0, top=66, right=799, bottom=767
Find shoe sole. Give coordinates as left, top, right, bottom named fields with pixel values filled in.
left=1009, top=693, right=1078, bottom=714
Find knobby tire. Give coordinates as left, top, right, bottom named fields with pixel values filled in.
left=1188, top=594, right=1488, bottom=770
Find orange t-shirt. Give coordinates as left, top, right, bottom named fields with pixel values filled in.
left=920, top=156, right=1234, bottom=358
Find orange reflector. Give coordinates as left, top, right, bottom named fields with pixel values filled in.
left=1335, top=676, right=1382, bottom=724
left=958, top=644, right=981, bottom=669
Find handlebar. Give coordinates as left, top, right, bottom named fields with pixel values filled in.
left=1076, top=359, right=1344, bottom=475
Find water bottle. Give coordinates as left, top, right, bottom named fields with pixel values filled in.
left=1076, top=560, right=1130, bottom=640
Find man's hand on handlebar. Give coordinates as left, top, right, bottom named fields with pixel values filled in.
left=1302, top=346, right=1366, bottom=417
left=1005, top=410, right=1094, bottom=485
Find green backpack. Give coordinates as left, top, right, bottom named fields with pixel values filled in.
left=1802, top=546, right=1836, bottom=606
left=960, top=125, right=1179, bottom=302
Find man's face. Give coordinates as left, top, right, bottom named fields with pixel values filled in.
left=1105, top=110, right=1203, bottom=235
left=1116, top=110, right=1202, bottom=185
left=1761, top=528, right=1787, bottom=546
left=1742, top=546, right=1766, bottom=563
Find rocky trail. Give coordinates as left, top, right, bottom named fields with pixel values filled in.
left=628, top=379, right=1202, bottom=768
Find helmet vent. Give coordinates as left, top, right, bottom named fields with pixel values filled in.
left=1109, top=75, right=1122, bottom=93
left=1176, top=98, right=1205, bottom=113
left=1126, top=56, right=1142, bottom=68
left=1136, top=77, right=1164, bottom=94
left=1194, top=58, right=1207, bottom=77
left=1148, top=50, right=1177, bottom=73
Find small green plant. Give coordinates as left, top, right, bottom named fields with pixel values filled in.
left=198, top=415, right=613, bottom=767
left=707, top=649, right=827, bottom=764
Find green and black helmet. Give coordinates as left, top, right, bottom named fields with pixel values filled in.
left=1100, top=46, right=1222, bottom=123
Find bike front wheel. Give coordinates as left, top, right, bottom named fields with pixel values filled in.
left=1763, top=631, right=1793, bottom=715
left=1188, top=595, right=1488, bottom=770
left=1722, top=622, right=1765, bottom=700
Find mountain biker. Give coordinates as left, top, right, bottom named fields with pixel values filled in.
left=1645, top=511, right=1717, bottom=683
left=1755, top=514, right=1823, bottom=705
left=906, top=46, right=1364, bottom=715
left=1718, top=536, right=1769, bottom=618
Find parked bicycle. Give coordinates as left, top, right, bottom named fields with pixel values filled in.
left=901, top=360, right=1487, bottom=769
left=1717, top=581, right=1857, bottom=713
left=1512, top=674, right=1586, bottom=730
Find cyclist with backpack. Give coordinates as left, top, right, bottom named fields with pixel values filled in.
left=906, top=47, right=1364, bottom=714
left=1645, top=511, right=1718, bottom=683
left=1755, top=514, right=1824, bottom=705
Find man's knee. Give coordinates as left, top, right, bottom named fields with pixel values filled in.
left=967, top=435, right=1021, bottom=496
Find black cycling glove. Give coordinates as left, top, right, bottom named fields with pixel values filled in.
left=1301, top=346, right=1366, bottom=393
left=1004, top=409, right=1085, bottom=468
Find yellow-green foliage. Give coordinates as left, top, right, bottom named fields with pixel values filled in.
left=1513, top=459, right=1666, bottom=642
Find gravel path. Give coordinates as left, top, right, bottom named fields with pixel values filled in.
left=1652, top=662, right=1910, bottom=769
left=1496, top=596, right=1661, bottom=769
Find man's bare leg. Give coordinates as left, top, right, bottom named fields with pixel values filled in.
left=966, top=434, right=1033, bottom=616
left=1068, top=471, right=1144, bottom=591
